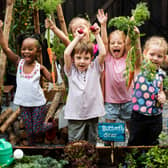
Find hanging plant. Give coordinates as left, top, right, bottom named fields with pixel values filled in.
left=108, top=2, right=150, bottom=88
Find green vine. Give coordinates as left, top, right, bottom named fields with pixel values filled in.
left=108, top=2, right=150, bottom=85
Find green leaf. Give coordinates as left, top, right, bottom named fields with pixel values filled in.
left=34, top=0, right=63, bottom=15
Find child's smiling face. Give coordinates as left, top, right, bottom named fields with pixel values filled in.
left=21, top=38, right=40, bottom=64
left=144, top=44, right=166, bottom=68
left=74, top=51, right=91, bottom=72
left=109, top=32, right=125, bottom=58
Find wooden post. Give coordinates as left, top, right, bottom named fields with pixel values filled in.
left=33, top=0, right=42, bottom=64
left=0, top=0, right=15, bottom=107
left=56, top=4, right=68, bottom=36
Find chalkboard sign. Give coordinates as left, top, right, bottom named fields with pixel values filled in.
left=98, top=123, right=125, bottom=142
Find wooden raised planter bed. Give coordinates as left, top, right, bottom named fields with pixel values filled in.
left=12, top=145, right=168, bottom=167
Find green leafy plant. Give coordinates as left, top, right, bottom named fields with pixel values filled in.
left=108, top=2, right=150, bottom=86
left=64, top=140, right=98, bottom=168
left=35, top=0, right=64, bottom=85
left=141, top=60, right=157, bottom=82
left=159, top=131, right=168, bottom=146
left=34, top=0, right=63, bottom=17
left=163, top=76, right=168, bottom=91
left=52, top=35, right=66, bottom=60
left=9, top=155, right=68, bottom=168
left=143, top=146, right=168, bottom=167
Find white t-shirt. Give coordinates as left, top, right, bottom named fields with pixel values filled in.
left=14, top=59, right=46, bottom=107
left=64, top=58, right=105, bottom=120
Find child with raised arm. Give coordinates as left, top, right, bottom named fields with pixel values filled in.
left=97, top=9, right=136, bottom=133
left=45, top=17, right=99, bottom=58
left=0, top=20, right=57, bottom=145
left=128, top=36, right=168, bottom=146
left=64, top=23, right=106, bottom=145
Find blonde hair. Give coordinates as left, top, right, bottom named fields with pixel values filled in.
left=109, top=30, right=126, bottom=43
left=143, top=36, right=168, bottom=55
left=68, top=17, right=90, bottom=33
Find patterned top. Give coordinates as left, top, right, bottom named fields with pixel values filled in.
left=132, top=69, right=166, bottom=116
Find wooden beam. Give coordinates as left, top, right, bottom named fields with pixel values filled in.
left=0, top=0, right=15, bottom=107
left=33, top=0, right=40, bottom=34
left=33, top=0, right=42, bottom=65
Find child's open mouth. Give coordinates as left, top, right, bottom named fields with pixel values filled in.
left=113, top=49, right=121, bottom=57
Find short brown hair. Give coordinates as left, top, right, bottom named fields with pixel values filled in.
left=72, top=41, right=93, bottom=57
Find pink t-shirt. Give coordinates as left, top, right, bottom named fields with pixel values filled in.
left=64, top=58, right=105, bottom=120
left=104, top=53, right=132, bottom=103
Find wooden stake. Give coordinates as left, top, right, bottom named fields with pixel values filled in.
left=0, top=108, right=20, bottom=133
left=56, top=4, right=68, bottom=36
left=0, top=108, right=13, bottom=124
left=0, top=0, right=15, bottom=106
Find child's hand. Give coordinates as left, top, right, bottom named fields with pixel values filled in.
left=97, top=9, right=108, bottom=25
left=134, top=26, right=140, bottom=36
left=158, top=84, right=166, bottom=104
left=75, top=28, right=85, bottom=39
left=0, top=20, right=3, bottom=30
left=45, top=18, right=55, bottom=30
left=90, top=23, right=100, bottom=35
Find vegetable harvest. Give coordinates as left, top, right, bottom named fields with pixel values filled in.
left=108, top=2, right=150, bottom=88
left=35, top=0, right=63, bottom=86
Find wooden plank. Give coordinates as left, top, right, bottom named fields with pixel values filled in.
left=0, top=0, right=15, bottom=106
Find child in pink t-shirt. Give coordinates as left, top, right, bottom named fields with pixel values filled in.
left=97, top=9, right=136, bottom=135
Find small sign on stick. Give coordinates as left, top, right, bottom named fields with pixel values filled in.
left=98, top=123, right=125, bottom=142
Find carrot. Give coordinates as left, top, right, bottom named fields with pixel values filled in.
left=127, top=70, right=134, bottom=90
left=47, top=48, right=53, bottom=64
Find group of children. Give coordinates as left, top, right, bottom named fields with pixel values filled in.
left=0, top=8, right=167, bottom=146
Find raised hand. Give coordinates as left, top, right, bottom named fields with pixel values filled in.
left=0, top=20, right=3, bottom=30
left=97, top=9, right=108, bottom=25
left=45, top=18, right=55, bottom=30
left=90, top=23, right=100, bottom=35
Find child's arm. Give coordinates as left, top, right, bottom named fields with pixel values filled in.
left=134, top=26, right=142, bottom=73
left=45, top=18, right=70, bottom=47
left=97, top=9, right=108, bottom=53
left=40, top=64, right=57, bottom=83
left=0, top=20, right=19, bottom=65
left=64, top=30, right=84, bottom=73
left=92, top=23, right=106, bottom=65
